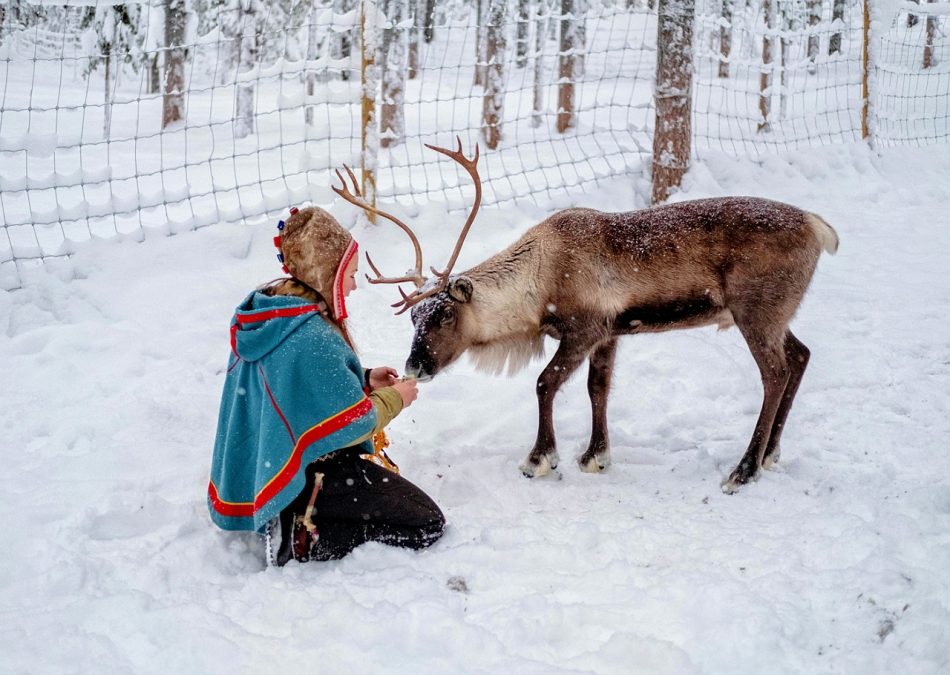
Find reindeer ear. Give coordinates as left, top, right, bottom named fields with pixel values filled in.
left=448, top=276, right=473, bottom=303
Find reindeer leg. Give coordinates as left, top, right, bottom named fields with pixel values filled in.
left=762, top=331, right=810, bottom=470
left=578, top=338, right=618, bottom=473
left=521, top=335, right=595, bottom=478
left=722, top=325, right=790, bottom=493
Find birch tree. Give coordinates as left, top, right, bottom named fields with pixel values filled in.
left=556, top=0, right=578, bottom=133
left=305, top=1, right=321, bottom=125
left=423, top=0, right=436, bottom=42
left=141, top=0, right=161, bottom=95
left=233, top=0, right=258, bottom=138
left=474, top=0, right=487, bottom=86
left=193, top=0, right=302, bottom=138
left=332, top=0, right=356, bottom=81
left=81, top=4, right=143, bottom=139
left=379, top=0, right=407, bottom=148
left=574, top=0, right=586, bottom=79
left=806, top=0, right=820, bottom=70
left=409, top=0, right=423, bottom=78
left=923, top=0, right=936, bottom=69
left=779, top=0, right=798, bottom=119
left=482, top=0, right=507, bottom=148
left=163, top=0, right=186, bottom=128
left=719, top=0, right=731, bottom=78
left=758, top=0, right=774, bottom=131
left=532, top=0, right=549, bottom=127
left=829, top=0, right=844, bottom=55
left=515, top=0, right=531, bottom=68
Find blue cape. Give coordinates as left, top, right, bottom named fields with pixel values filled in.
left=208, top=291, right=376, bottom=532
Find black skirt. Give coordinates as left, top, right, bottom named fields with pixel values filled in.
left=275, top=447, right=445, bottom=564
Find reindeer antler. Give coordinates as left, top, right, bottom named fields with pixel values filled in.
left=333, top=137, right=481, bottom=314
left=332, top=164, right=427, bottom=295
left=423, top=137, right=482, bottom=286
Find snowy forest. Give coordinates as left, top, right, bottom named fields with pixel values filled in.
left=4, top=0, right=946, bottom=294
left=1, top=0, right=943, bottom=141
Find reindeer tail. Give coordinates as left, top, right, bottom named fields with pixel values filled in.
left=806, top=213, right=839, bottom=255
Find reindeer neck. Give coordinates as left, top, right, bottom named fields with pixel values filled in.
left=464, top=235, right=544, bottom=339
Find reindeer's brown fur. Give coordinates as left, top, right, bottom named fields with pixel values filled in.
left=405, top=197, right=837, bottom=492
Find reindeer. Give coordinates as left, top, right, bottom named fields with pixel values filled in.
left=333, top=139, right=838, bottom=493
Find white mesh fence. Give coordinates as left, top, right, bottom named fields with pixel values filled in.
left=1, top=0, right=948, bottom=290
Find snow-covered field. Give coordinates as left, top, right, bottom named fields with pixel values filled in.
left=2, top=142, right=950, bottom=673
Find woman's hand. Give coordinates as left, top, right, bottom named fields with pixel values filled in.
left=391, top=378, right=418, bottom=408
left=368, top=367, right=398, bottom=391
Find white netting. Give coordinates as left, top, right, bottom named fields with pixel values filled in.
left=1, top=0, right=948, bottom=290
left=875, top=5, right=950, bottom=146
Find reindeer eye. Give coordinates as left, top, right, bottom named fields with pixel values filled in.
left=440, top=307, right=456, bottom=326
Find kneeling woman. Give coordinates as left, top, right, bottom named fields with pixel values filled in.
left=207, top=207, right=444, bottom=565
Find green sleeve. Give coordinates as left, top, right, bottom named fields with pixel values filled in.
left=369, top=387, right=404, bottom=431
left=348, top=387, right=404, bottom=446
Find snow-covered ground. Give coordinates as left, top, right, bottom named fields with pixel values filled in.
left=2, top=142, right=949, bottom=673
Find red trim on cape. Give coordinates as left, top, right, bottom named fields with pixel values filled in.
left=235, top=304, right=320, bottom=325
left=230, top=304, right=320, bottom=357
left=207, top=396, right=374, bottom=518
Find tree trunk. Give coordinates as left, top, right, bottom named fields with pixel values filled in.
left=780, top=26, right=788, bottom=119
left=234, top=3, right=257, bottom=139
left=758, top=0, right=773, bottom=132
left=482, top=0, right=507, bottom=148
left=409, top=0, right=423, bottom=79
left=474, top=0, right=486, bottom=87
left=423, top=0, right=436, bottom=43
left=379, top=0, right=406, bottom=148
left=574, top=0, right=586, bottom=79
left=719, top=0, right=731, bottom=78
left=651, top=0, right=694, bottom=204
left=923, top=0, right=936, bottom=69
left=103, top=47, right=113, bottom=139
left=306, top=2, right=320, bottom=125
left=162, top=0, right=186, bottom=128
left=532, top=1, right=547, bottom=127
left=829, top=0, right=845, bottom=55
left=806, top=0, right=820, bottom=69
left=148, top=52, right=161, bottom=94
left=516, top=0, right=530, bottom=69
left=556, top=0, right=575, bottom=133
left=334, top=0, right=355, bottom=81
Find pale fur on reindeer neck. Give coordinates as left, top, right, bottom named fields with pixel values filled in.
left=462, top=234, right=547, bottom=376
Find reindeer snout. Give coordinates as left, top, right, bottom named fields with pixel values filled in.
left=406, top=361, right=435, bottom=382
left=404, top=363, right=433, bottom=382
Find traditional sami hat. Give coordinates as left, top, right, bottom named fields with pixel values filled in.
left=274, top=206, right=358, bottom=320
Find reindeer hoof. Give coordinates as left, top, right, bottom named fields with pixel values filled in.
left=579, top=452, right=610, bottom=473
left=520, top=453, right=558, bottom=478
left=721, top=465, right=758, bottom=494
left=720, top=477, right=741, bottom=494
left=762, top=446, right=781, bottom=471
